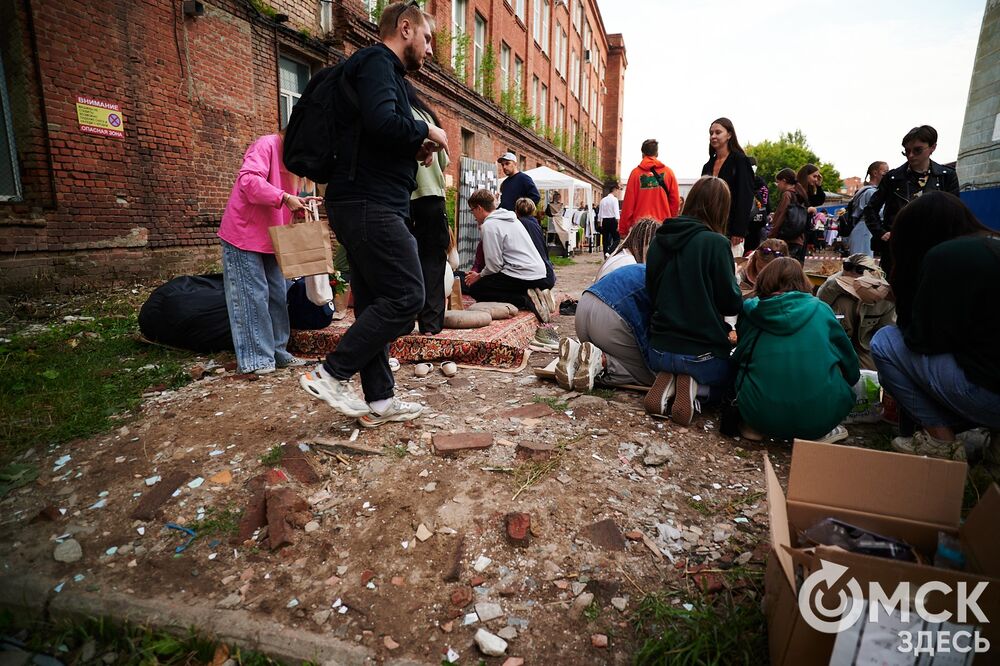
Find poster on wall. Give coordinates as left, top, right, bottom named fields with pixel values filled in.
left=75, top=96, right=125, bottom=139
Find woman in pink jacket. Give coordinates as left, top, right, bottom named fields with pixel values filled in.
left=218, top=133, right=318, bottom=374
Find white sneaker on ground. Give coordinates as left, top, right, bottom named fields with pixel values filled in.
left=527, top=288, right=550, bottom=323
left=299, top=365, right=370, bottom=417
left=573, top=342, right=604, bottom=391
left=554, top=337, right=580, bottom=390
left=893, top=430, right=966, bottom=461
left=253, top=366, right=276, bottom=375
left=357, top=398, right=424, bottom=428
left=818, top=425, right=849, bottom=444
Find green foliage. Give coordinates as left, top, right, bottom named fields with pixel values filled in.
left=0, top=316, right=193, bottom=459
left=368, top=0, right=389, bottom=23
left=445, top=185, right=459, bottom=231
left=499, top=87, right=535, bottom=129
left=259, top=444, right=282, bottom=467
left=745, top=130, right=843, bottom=208
left=476, top=43, right=497, bottom=100
left=533, top=395, right=569, bottom=412
left=249, top=0, right=278, bottom=20
left=583, top=600, right=600, bottom=621
left=632, top=590, right=768, bottom=665
left=550, top=256, right=574, bottom=267
left=191, top=505, right=244, bottom=538
left=451, top=32, right=471, bottom=83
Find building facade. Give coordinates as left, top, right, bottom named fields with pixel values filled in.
left=0, top=0, right=625, bottom=292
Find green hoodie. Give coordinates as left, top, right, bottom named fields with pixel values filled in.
left=646, top=215, right=742, bottom=357
left=734, top=291, right=861, bottom=440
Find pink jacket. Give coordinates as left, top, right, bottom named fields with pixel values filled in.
left=218, top=134, right=297, bottom=253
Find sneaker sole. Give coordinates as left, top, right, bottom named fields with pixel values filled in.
left=298, top=374, right=370, bottom=418
left=572, top=343, right=601, bottom=391
left=821, top=430, right=849, bottom=444
left=554, top=340, right=576, bottom=390
left=643, top=372, right=675, bottom=416
left=357, top=408, right=424, bottom=428
left=528, top=290, right=550, bottom=323
left=671, top=375, right=695, bottom=426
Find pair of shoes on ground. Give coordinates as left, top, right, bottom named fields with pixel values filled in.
left=643, top=372, right=699, bottom=426
left=889, top=429, right=991, bottom=462
left=299, top=365, right=423, bottom=428
left=527, top=288, right=557, bottom=323
left=529, top=324, right=560, bottom=352
left=554, top=337, right=604, bottom=391
left=414, top=361, right=457, bottom=377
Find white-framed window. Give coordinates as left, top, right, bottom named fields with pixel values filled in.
left=560, top=29, right=568, bottom=77
left=553, top=23, right=562, bottom=73
left=533, top=0, right=542, bottom=43
left=581, top=70, right=588, bottom=111
left=515, top=0, right=525, bottom=22
left=559, top=102, right=566, bottom=131
left=514, top=55, right=523, bottom=90
left=500, top=42, right=511, bottom=91
left=320, top=0, right=333, bottom=32
left=572, top=0, right=582, bottom=32
left=553, top=97, right=560, bottom=131
left=452, top=0, right=468, bottom=68
left=531, top=75, right=539, bottom=117
left=363, top=0, right=377, bottom=21
left=539, top=83, right=548, bottom=128
left=279, top=55, right=311, bottom=129
left=0, top=54, right=22, bottom=202
left=570, top=49, right=579, bottom=97
left=540, top=0, right=550, bottom=53
left=474, top=13, right=486, bottom=93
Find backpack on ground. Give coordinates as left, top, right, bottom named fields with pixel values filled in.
left=839, top=185, right=874, bottom=238
left=778, top=200, right=809, bottom=241
left=282, top=62, right=360, bottom=184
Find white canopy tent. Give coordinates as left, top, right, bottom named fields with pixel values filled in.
left=521, top=166, right=595, bottom=211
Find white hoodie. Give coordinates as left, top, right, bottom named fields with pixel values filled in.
left=480, top=208, right=547, bottom=281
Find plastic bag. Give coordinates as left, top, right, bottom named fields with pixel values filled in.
left=304, top=274, right=333, bottom=306
left=844, top=369, right=882, bottom=424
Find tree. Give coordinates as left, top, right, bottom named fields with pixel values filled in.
left=746, top=130, right=842, bottom=208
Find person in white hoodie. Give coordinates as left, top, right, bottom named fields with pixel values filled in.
left=464, top=189, right=555, bottom=322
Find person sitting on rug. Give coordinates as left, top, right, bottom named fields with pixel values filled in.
left=816, top=253, right=895, bottom=371
left=736, top=239, right=789, bottom=298
left=464, top=189, right=555, bottom=322
left=595, top=217, right=659, bottom=281
left=515, top=197, right=557, bottom=298
left=733, top=257, right=860, bottom=443
left=557, top=263, right=655, bottom=391
left=870, top=192, right=1000, bottom=464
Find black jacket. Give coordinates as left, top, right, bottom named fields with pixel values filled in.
left=863, top=160, right=960, bottom=235
left=326, top=43, right=429, bottom=214
left=701, top=153, right=754, bottom=238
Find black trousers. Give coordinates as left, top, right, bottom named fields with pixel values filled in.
left=409, top=196, right=450, bottom=335
left=324, top=200, right=424, bottom=402
left=467, top=271, right=554, bottom=312
left=601, top=218, right=620, bottom=254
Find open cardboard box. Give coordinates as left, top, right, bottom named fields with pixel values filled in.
left=764, top=440, right=1000, bottom=665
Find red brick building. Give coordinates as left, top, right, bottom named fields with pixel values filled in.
left=840, top=176, right=862, bottom=196
left=0, top=0, right=625, bottom=292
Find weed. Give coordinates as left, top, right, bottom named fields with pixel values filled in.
left=586, top=387, right=615, bottom=400
left=385, top=443, right=408, bottom=459
left=191, top=505, right=244, bottom=538
left=533, top=395, right=568, bottom=412
left=259, top=445, right=283, bottom=467
left=631, top=589, right=768, bottom=665
left=686, top=498, right=713, bottom=516
left=583, top=600, right=600, bottom=621
left=550, top=256, right=575, bottom=267
left=0, top=317, right=193, bottom=460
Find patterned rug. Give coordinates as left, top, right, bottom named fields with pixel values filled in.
left=289, top=305, right=539, bottom=369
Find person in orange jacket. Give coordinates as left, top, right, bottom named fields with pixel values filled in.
left=619, top=139, right=681, bottom=236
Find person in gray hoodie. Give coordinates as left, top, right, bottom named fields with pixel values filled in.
left=464, top=189, right=555, bottom=321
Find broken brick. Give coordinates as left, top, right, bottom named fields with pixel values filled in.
left=265, top=488, right=309, bottom=550
left=624, top=529, right=644, bottom=541
left=515, top=442, right=556, bottom=461
left=469, top=575, right=485, bottom=587
left=450, top=586, right=473, bottom=608
left=264, top=468, right=288, bottom=485
left=234, top=484, right=267, bottom=545
left=581, top=518, right=626, bottom=552
left=432, top=432, right=494, bottom=456
left=591, top=634, right=609, bottom=648
left=504, top=512, right=531, bottom=546
left=503, top=403, right=556, bottom=419
left=279, top=444, right=320, bottom=485
left=130, top=471, right=189, bottom=520
left=361, top=569, right=376, bottom=585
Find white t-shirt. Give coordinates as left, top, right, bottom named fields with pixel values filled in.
left=598, top=193, right=620, bottom=220
left=595, top=249, right=636, bottom=281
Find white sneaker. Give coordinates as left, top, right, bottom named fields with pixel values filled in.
left=299, top=365, right=370, bottom=417
left=573, top=342, right=604, bottom=391
left=542, top=289, right=558, bottom=314
left=358, top=398, right=424, bottom=428
left=818, top=425, right=849, bottom=444
left=554, top=337, right=580, bottom=390
left=527, top=288, right=550, bottom=323
left=894, top=431, right=966, bottom=461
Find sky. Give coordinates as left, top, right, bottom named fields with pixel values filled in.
left=597, top=0, right=986, bottom=182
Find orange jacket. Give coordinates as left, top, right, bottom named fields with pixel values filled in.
left=619, top=156, right=680, bottom=235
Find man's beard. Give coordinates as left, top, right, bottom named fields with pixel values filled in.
left=403, top=42, right=424, bottom=72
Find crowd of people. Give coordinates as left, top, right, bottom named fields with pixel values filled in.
left=213, top=2, right=998, bottom=474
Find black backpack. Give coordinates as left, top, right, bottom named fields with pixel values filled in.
left=283, top=63, right=360, bottom=184
left=778, top=200, right=809, bottom=240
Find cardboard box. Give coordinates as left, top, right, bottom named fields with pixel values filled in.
left=764, top=440, right=1000, bottom=665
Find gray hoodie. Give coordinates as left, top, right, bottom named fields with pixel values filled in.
left=480, top=208, right=547, bottom=280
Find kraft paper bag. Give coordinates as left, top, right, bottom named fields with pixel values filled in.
left=268, top=205, right=333, bottom=279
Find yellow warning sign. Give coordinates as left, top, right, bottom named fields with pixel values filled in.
left=76, top=96, right=125, bottom=139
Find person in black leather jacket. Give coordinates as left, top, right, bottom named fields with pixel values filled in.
left=862, top=125, right=960, bottom=280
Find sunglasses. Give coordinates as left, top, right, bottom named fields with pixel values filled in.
left=393, top=0, right=421, bottom=28
left=759, top=247, right=784, bottom=257
left=901, top=146, right=927, bottom=157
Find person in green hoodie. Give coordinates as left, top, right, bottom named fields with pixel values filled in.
left=643, top=176, right=743, bottom=425
left=733, top=257, right=860, bottom=442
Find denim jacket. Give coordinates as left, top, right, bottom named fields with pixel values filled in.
left=584, top=263, right=652, bottom=362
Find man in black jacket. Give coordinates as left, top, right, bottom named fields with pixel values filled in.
left=300, top=1, right=449, bottom=428
left=863, top=125, right=959, bottom=278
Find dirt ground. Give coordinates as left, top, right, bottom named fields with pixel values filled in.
left=0, top=252, right=867, bottom=664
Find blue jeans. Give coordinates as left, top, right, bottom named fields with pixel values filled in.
left=221, top=240, right=293, bottom=373
left=647, top=347, right=732, bottom=395
left=871, top=326, right=1000, bottom=430
left=324, top=200, right=424, bottom=402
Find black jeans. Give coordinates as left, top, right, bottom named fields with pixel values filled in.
left=467, top=271, right=553, bottom=312
left=601, top=218, right=619, bottom=255
left=409, top=196, right=450, bottom=335
left=324, top=200, right=424, bottom=402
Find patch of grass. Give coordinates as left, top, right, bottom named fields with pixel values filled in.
left=259, top=444, right=283, bottom=467
left=686, top=498, right=713, bottom=516
left=191, top=505, right=244, bottom=539
left=533, top=395, right=569, bottom=412
left=583, top=600, right=600, bottom=621
left=0, top=612, right=311, bottom=665
left=385, top=443, right=408, bottom=458
left=586, top=387, right=615, bottom=400
left=0, top=317, right=194, bottom=460
left=550, top=256, right=575, bottom=267
left=631, top=589, right=767, bottom=665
